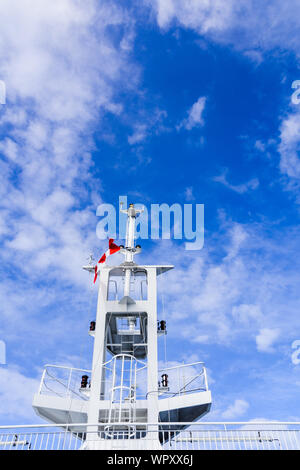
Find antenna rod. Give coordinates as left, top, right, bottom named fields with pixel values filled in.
left=120, top=203, right=143, bottom=296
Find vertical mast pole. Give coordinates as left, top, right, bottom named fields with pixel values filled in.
left=124, top=208, right=134, bottom=296
left=120, top=203, right=143, bottom=297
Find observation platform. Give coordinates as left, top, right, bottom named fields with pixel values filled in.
left=32, top=361, right=211, bottom=436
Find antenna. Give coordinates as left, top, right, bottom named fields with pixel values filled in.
left=87, top=253, right=95, bottom=266
left=119, top=203, right=144, bottom=299
left=120, top=203, right=144, bottom=263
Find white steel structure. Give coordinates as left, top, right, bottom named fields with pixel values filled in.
left=31, top=203, right=212, bottom=450
left=1, top=203, right=298, bottom=451
left=1, top=422, right=300, bottom=451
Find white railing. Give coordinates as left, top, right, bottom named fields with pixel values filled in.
left=37, top=361, right=208, bottom=402
left=0, top=422, right=299, bottom=450
left=38, top=365, right=91, bottom=401
left=158, top=362, right=208, bottom=397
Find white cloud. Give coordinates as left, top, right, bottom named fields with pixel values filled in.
left=148, top=0, right=300, bottom=58
left=214, top=171, right=259, bottom=194
left=0, top=0, right=137, bottom=286
left=278, top=110, right=300, bottom=179
left=178, top=96, right=206, bottom=131
left=0, top=367, right=40, bottom=423
left=0, top=2, right=139, bottom=423
left=191, top=335, right=210, bottom=344
left=256, top=328, right=280, bottom=353
left=184, top=186, right=195, bottom=201
left=143, top=217, right=300, bottom=350
left=222, top=399, right=249, bottom=419
left=149, top=0, right=236, bottom=33
left=232, top=304, right=262, bottom=326
left=255, top=140, right=266, bottom=152
left=147, top=1, right=300, bottom=187
left=239, top=419, right=289, bottom=431
left=127, top=108, right=168, bottom=146
left=128, top=124, right=148, bottom=145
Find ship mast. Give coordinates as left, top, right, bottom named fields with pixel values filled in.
left=84, top=202, right=168, bottom=449
left=120, top=203, right=143, bottom=297
left=32, top=201, right=211, bottom=450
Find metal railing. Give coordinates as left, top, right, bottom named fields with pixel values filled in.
left=37, top=361, right=208, bottom=402
left=38, top=365, right=92, bottom=401
left=158, top=362, right=208, bottom=397
left=0, top=422, right=299, bottom=450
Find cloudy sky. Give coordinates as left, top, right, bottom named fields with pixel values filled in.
left=1, top=0, right=300, bottom=425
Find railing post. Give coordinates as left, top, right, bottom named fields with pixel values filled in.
left=204, top=367, right=208, bottom=391
left=66, top=368, right=72, bottom=398
left=38, top=368, right=47, bottom=395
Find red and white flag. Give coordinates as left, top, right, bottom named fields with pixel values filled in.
left=93, top=239, right=121, bottom=283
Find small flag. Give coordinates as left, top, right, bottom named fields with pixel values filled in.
left=93, top=239, right=121, bottom=284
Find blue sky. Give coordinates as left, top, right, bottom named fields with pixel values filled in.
left=1, top=0, right=300, bottom=424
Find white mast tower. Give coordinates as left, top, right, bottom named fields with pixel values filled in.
left=33, top=202, right=211, bottom=450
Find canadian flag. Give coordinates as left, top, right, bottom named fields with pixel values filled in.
left=93, top=239, right=121, bottom=284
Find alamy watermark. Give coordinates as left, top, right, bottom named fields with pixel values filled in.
left=291, top=340, right=300, bottom=365
left=0, top=80, right=6, bottom=105
left=0, top=340, right=6, bottom=365
left=291, top=80, right=300, bottom=105
left=96, top=196, right=204, bottom=250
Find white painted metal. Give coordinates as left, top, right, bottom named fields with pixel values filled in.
left=35, top=361, right=208, bottom=402
left=1, top=422, right=300, bottom=450
left=31, top=203, right=212, bottom=450
left=120, top=203, right=144, bottom=295
left=120, top=203, right=143, bottom=261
